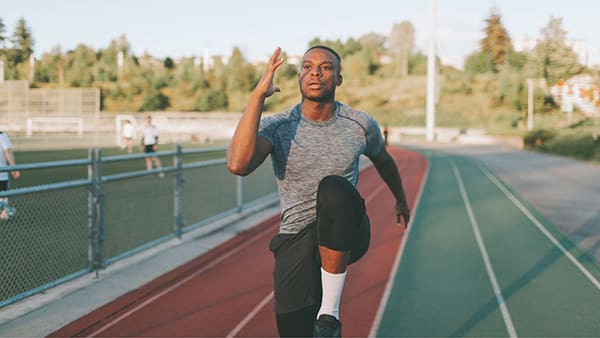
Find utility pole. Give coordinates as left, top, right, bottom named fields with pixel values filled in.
left=426, top=0, right=437, bottom=142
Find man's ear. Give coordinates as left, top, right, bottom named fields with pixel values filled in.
left=337, top=74, right=343, bottom=86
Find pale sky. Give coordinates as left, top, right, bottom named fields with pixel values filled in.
left=2, top=0, right=599, bottom=68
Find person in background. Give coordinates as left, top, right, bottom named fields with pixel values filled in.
left=0, top=131, right=20, bottom=221
left=227, top=46, right=410, bottom=337
left=141, top=115, right=163, bottom=177
left=121, top=119, right=136, bottom=154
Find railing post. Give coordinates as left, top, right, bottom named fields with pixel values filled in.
left=87, top=149, right=96, bottom=275
left=174, top=144, right=185, bottom=238
left=94, top=148, right=105, bottom=274
left=236, top=176, right=243, bottom=212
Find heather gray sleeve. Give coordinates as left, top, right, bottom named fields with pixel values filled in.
left=364, top=116, right=384, bottom=158
left=258, top=116, right=276, bottom=145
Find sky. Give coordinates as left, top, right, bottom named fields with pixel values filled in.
left=2, top=0, right=599, bottom=68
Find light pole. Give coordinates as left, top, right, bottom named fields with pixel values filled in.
left=426, top=0, right=437, bottom=142
left=527, top=79, right=534, bottom=130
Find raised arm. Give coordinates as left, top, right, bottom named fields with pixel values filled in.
left=369, top=146, right=410, bottom=227
left=227, top=47, right=284, bottom=176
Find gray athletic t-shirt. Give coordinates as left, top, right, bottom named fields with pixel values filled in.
left=259, top=102, right=384, bottom=234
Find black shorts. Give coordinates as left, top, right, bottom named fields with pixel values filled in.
left=144, top=144, right=156, bottom=153
left=269, top=176, right=370, bottom=315
left=0, top=180, right=7, bottom=191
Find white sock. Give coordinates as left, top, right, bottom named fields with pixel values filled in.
left=317, top=268, right=347, bottom=320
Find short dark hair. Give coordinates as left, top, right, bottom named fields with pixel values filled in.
left=304, top=45, right=342, bottom=70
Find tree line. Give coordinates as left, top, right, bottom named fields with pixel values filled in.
left=0, top=12, right=589, bottom=116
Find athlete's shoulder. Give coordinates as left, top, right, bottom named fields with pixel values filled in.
left=337, top=102, right=375, bottom=128
left=261, top=104, right=301, bottom=127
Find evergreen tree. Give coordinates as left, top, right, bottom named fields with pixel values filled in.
left=480, top=9, right=512, bottom=71
left=12, top=17, right=34, bottom=63
left=0, top=17, right=6, bottom=48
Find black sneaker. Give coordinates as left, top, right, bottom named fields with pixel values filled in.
left=313, top=314, right=342, bottom=337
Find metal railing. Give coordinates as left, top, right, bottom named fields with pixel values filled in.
left=0, top=145, right=278, bottom=307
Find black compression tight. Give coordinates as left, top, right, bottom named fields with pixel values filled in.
left=276, top=304, right=319, bottom=337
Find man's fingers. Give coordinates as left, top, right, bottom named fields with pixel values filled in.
left=269, top=47, right=284, bottom=69
left=270, top=47, right=281, bottom=63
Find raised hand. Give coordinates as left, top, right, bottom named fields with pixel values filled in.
left=255, top=47, right=284, bottom=98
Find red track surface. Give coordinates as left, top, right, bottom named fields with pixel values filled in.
left=50, top=147, right=427, bottom=338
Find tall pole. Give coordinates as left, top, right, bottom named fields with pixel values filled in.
left=426, top=0, right=437, bottom=142
left=527, top=79, right=534, bottom=130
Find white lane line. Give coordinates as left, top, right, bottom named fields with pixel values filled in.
left=478, top=164, right=600, bottom=291
left=226, top=163, right=398, bottom=337
left=225, top=291, right=274, bottom=338
left=85, top=222, right=278, bottom=337
left=368, top=158, right=430, bottom=338
left=452, top=162, right=518, bottom=338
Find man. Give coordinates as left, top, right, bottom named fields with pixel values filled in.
left=227, top=46, right=410, bottom=337
left=0, top=131, right=20, bottom=220
left=121, top=119, right=136, bottom=154
left=141, top=115, right=163, bottom=177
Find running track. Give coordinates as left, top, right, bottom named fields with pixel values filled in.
left=50, top=147, right=428, bottom=337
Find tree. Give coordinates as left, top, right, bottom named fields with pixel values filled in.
left=480, top=9, right=512, bottom=70
left=0, top=17, right=6, bottom=48
left=64, top=44, right=96, bottom=87
left=140, top=86, right=170, bottom=111
left=225, top=47, right=257, bottom=92
left=388, top=21, right=414, bottom=77
left=525, top=17, right=582, bottom=84
left=358, top=33, right=386, bottom=74
left=464, top=51, right=495, bottom=75
left=11, top=17, right=34, bottom=63
left=164, top=56, right=175, bottom=70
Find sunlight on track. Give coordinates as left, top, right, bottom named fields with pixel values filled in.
left=226, top=291, right=274, bottom=338
left=84, top=223, right=277, bottom=337
left=452, top=161, right=518, bottom=338
left=478, top=164, right=600, bottom=291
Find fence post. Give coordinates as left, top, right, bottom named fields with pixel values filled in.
left=174, top=144, right=185, bottom=238
left=236, top=176, right=243, bottom=212
left=87, top=149, right=97, bottom=275
left=94, top=148, right=105, bottom=274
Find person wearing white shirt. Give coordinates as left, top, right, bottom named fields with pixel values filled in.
left=141, top=115, right=163, bottom=176
left=0, top=132, right=19, bottom=220
left=121, top=120, right=136, bottom=154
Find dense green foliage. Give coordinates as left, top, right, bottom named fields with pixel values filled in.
left=1, top=14, right=597, bottom=162
left=525, top=126, right=600, bottom=162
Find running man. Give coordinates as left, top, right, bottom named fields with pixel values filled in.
left=227, top=46, right=410, bottom=337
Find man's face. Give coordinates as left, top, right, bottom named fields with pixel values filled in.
left=298, top=48, right=342, bottom=102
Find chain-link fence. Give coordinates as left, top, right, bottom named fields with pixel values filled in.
left=0, top=146, right=278, bottom=307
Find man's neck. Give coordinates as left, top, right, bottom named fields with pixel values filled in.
left=301, top=100, right=336, bottom=122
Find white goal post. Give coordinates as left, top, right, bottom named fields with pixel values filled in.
left=26, top=117, right=84, bottom=137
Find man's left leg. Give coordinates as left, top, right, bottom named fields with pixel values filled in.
left=314, top=175, right=370, bottom=337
